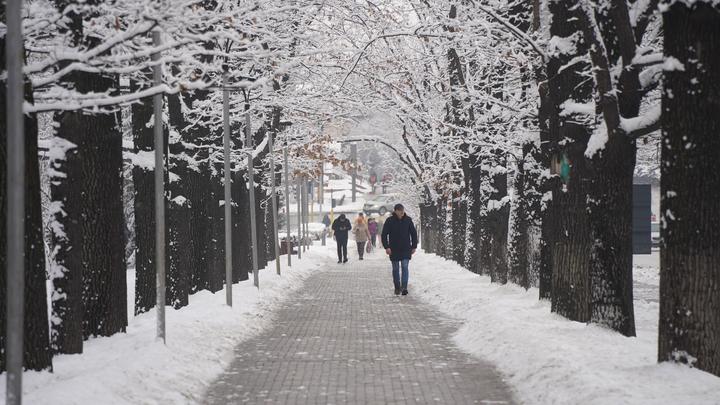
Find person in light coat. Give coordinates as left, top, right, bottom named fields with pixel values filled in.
left=352, top=213, right=372, bottom=260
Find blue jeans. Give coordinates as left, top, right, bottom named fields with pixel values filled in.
left=391, top=259, right=410, bottom=290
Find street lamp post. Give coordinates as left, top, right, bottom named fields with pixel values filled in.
left=6, top=0, right=26, bottom=402
left=152, top=30, right=166, bottom=343
left=296, top=176, right=302, bottom=260
left=268, top=130, right=281, bottom=276
left=222, top=69, right=233, bottom=305
left=246, top=104, right=259, bottom=288
left=284, top=144, right=291, bottom=266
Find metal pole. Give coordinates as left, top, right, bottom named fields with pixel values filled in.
left=152, top=31, right=166, bottom=344
left=222, top=70, right=233, bottom=305
left=307, top=181, right=312, bottom=250
left=6, top=0, right=25, bottom=401
left=296, top=177, right=302, bottom=260
left=284, top=145, right=291, bottom=267
left=310, top=180, right=314, bottom=223
left=246, top=105, right=259, bottom=288
left=320, top=164, right=326, bottom=246
left=351, top=143, right=357, bottom=203
left=269, top=131, right=281, bottom=275
left=302, top=180, right=307, bottom=253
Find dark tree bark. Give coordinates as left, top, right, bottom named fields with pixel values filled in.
left=166, top=92, right=195, bottom=307
left=167, top=195, right=191, bottom=308
left=537, top=80, right=554, bottom=300
left=436, top=195, right=449, bottom=259
left=451, top=193, right=467, bottom=264
left=253, top=126, right=268, bottom=267
left=47, top=1, right=127, bottom=343
left=187, top=159, right=211, bottom=293
left=51, top=75, right=128, bottom=340
left=208, top=163, right=225, bottom=293
left=255, top=183, right=268, bottom=267
left=131, top=88, right=157, bottom=315
left=464, top=162, right=484, bottom=274
left=0, top=23, right=53, bottom=369
left=575, top=0, right=643, bottom=337
left=488, top=155, right=510, bottom=284
left=659, top=2, right=720, bottom=377
left=550, top=155, right=592, bottom=322
left=419, top=201, right=437, bottom=253
left=232, top=168, right=251, bottom=282
left=546, top=0, right=593, bottom=322
left=509, top=149, right=532, bottom=288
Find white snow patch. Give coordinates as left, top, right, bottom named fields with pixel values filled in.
left=585, top=124, right=609, bottom=158
left=1, top=250, right=327, bottom=404
left=411, top=251, right=720, bottom=405
left=663, top=57, right=685, bottom=72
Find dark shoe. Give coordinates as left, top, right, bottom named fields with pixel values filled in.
left=343, top=258, right=348, bottom=263
left=394, top=288, right=401, bottom=295
left=338, top=260, right=342, bottom=263
left=359, top=257, right=364, bottom=260
left=401, top=289, right=408, bottom=296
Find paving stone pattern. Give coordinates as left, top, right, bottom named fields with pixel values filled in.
left=204, top=253, right=515, bottom=404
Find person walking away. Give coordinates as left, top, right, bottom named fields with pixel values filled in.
left=352, top=213, right=371, bottom=260
left=332, top=214, right=352, bottom=263
left=368, top=217, right=378, bottom=248
left=381, top=204, right=418, bottom=295
left=322, top=213, right=332, bottom=240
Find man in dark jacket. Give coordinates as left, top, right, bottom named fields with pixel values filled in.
left=381, top=204, right=418, bottom=295
left=332, top=214, right=352, bottom=263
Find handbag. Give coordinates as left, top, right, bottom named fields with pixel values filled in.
left=365, top=241, right=372, bottom=253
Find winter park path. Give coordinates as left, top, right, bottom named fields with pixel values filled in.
left=203, top=249, right=515, bottom=404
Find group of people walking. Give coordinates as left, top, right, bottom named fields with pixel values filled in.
left=329, top=212, right=378, bottom=262
left=329, top=203, right=418, bottom=296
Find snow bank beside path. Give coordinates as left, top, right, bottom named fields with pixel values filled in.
left=411, top=251, right=720, bottom=405
left=3, top=251, right=328, bottom=405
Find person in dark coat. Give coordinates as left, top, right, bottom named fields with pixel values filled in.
left=332, top=214, right=352, bottom=263
left=381, top=204, right=418, bottom=295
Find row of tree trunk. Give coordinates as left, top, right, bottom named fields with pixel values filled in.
left=417, top=0, right=720, bottom=378
left=0, top=26, right=282, bottom=376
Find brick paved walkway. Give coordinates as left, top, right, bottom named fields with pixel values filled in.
left=204, top=251, right=515, bottom=404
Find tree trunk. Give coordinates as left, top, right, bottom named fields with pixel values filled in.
left=659, top=2, right=720, bottom=376
left=207, top=165, right=225, bottom=293
left=509, top=156, right=530, bottom=288
left=436, top=196, right=449, bottom=258
left=488, top=155, right=510, bottom=284
left=546, top=0, right=593, bottom=320
left=166, top=92, right=195, bottom=307
left=0, top=27, right=53, bottom=368
left=131, top=90, right=157, bottom=315
left=419, top=202, right=436, bottom=253
left=451, top=194, right=467, bottom=264
left=464, top=163, right=483, bottom=273
left=537, top=78, right=554, bottom=299
left=187, top=161, right=211, bottom=293
left=586, top=152, right=636, bottom=335
left=551, top=162, right=592, bottom=322
left=232, top=168, right=251, bottom=282
left=51, top=74, right=128, bottom=340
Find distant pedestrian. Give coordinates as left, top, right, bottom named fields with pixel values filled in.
left=332, top=214, right=352, bottom=263
left=352, top=213, right=371, bottom=260
left=381, top=204, right=418, bottom=296
left=368, top=217, right=378, bottom=247
left=322, top=213, right=332, bottom=240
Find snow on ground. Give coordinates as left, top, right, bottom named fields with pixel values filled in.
left=411, top=250, right=720, bottom=405
left=2, top=249, right=331, bottom=405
